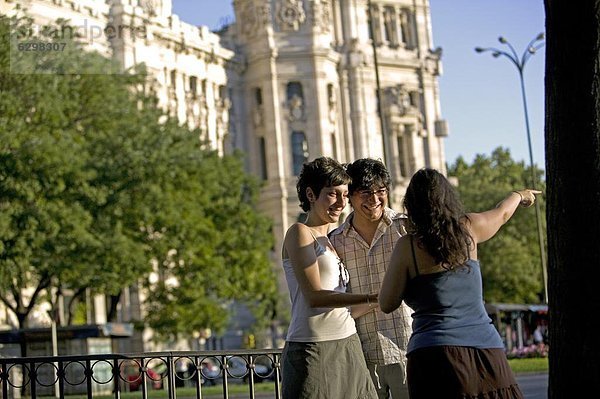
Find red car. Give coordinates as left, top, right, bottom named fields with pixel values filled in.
left=122, top=361, right=164, bottom=391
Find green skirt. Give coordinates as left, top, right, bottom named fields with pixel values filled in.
left=282, top=333, right=378, bottom=399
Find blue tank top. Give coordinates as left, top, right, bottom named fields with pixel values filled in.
left=404, top=251, right=504, bottom=354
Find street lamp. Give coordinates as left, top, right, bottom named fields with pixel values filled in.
left=475, top=33, right=548, bottom=304
left=366, top=0, right=390, bottom=168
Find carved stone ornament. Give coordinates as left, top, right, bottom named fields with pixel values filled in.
left=311, top=0, right=331, bottom=32
left=328, top=88, right=337, bottom=122
left=288, top=94, right=304, bottom=121
left=276, top=0, right=306, bottom=32
left=140, top=0, right=158, bottom=16
left=259, top=4, right=272, bottom=26
left=239, top=2, right=272, bottom=37
left=384, top=84, right=412, bottom=116
left=239, top=3, right=259, bottom=37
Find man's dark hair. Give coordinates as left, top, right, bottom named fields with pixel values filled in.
left=345, top=158, right=391, bottom=194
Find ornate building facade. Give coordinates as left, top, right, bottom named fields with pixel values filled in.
left=224, top=0, right=448, bottom=280
left=1, top=0, right=448, bottom=349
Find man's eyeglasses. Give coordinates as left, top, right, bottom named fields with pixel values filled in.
left=356, top=188, right=388, bottom=200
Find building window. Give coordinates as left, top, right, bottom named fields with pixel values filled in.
left=287, top=82, right=304, bottom=102
left=170, top=70, right=177, bottom=89
left=291, top=131, right=309, bottom=176
left=189, top=76, right=197, bottom=97
left=219, top=85, right=227, bottom=100
left=400, top=9, right=413, bottom=47
left=398, top=124, right=416, bottom=178
left=383, top=7, right=396, bottom=44
left=422, top=136, right=431, bottom=168
left=327, top=84, right=334, bottom=106
left=331, top=132, right=338, bottom=160
left=368, top=5, right=381, bottom=43
left=287, top=82, right=304, bottom=120
left=409, top=91, right=420, bottom=108
left=259, top=137, right=268, bottom=180
left=255, top=88, right=263, bottom=105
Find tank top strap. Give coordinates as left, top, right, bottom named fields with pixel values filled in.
left=305, top=226, right=326, bottom=255
left=306, top=227, right=319, bottom=241
left=410, top=235, right=420, bottom=276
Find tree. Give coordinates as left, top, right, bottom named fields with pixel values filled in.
left=141, top=152, right=279, bottom=340
left=544, top=1, right=600, bottom=396
left=0, top=15, right=279, bottom=351
left=0, top=15, right=149, bottom=334
left=448, top=147, right=545, bottom=303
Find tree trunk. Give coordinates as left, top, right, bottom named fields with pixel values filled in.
left=107, top=291, right=122, bottom=322
left=544, top=1, right=600, bottom=397
left=17, top=312, right=28, bottom=358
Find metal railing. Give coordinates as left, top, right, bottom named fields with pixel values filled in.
left=0, top=349, right=283, bottom=399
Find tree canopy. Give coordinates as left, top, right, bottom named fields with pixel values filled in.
left=0, top=15, right=278, bottom=341
left=448, top=147, right=546, bottom=304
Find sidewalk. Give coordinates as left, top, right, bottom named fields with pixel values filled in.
left=516, top=372, right=548, bottom=399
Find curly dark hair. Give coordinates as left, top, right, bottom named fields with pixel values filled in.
left=403, top=168, right=472, bottom=269
left=296, top=157, right=351, bottom=212
left=345, top=158, right=391, bottom=194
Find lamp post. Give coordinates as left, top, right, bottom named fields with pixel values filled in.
left=366, top=0, right=394, bottom=204
left=475, top=33, right=548, bottom=304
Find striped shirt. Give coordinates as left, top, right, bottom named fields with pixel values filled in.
left=329, top=208, right=413, bottom=365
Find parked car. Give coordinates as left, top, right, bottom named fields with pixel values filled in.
left=226, top=356, right=270, bottom=383
left=254, top=355, right=278, bottom=382
left=121, top=361, right=164, bottom=391
left=174, top=358, right=194, bottom=388
left=200, top=358, right=222, bottom=386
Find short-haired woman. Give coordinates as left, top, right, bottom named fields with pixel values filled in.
left=281, top=157, right=378, bottom=399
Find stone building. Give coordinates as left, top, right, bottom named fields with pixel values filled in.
left=224, top=0, right=448, bottom=287
left=0, top=0, right=448, bottom=350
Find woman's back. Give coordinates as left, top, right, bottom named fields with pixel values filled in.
left=379, top=168, right=536, bottom=399
left=403, top=239, right=503, bottom=353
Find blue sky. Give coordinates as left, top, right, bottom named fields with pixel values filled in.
left=172, top=1, right=546, bottom=169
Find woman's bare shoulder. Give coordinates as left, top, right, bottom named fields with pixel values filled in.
left=284, top=223, right=314, bottom=249
left=285, top=222, right=310, bottom=237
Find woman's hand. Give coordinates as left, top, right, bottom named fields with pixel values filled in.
left=513, top=189, right=542, bottom=208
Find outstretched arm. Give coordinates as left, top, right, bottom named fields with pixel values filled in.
left=467, top=189, right=541, bottom=244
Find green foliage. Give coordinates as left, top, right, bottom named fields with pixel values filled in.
left=142, top=152, right=279, bottom=339
left=0, top=15, right=137, bottom=326
left=0, top=15, right=279, bottom=337
left=448, top=148, right=546, bottom=304
left=508, top=357, right=549, bottom=373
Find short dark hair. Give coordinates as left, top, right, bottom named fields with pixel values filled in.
left=345, top=158, right=391, bottom=194
left=296, top=157, right=351, bottom=212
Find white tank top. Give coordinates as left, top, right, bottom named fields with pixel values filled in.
left=283, top=235, right=356, bottom=342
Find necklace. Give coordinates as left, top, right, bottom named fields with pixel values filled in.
left=337, top=256, right=350, bottom=288
left=308, top=226, right=349, bottom=288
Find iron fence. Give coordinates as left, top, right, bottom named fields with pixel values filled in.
left=0, top=349, right=283, bottom=399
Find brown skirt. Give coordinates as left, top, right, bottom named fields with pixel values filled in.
left=406, top=346, right=524, bottom=399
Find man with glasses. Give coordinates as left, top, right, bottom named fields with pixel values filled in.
left=329, top=158, right=412, bottom=399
